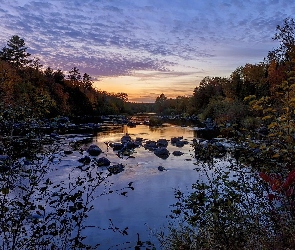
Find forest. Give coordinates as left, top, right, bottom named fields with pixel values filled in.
left=1, top=18, right=295, bottom=249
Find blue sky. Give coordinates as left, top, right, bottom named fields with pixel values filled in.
left=0, top=0, right=294, bottom=102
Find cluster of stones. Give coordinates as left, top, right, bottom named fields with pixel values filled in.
left=106, top=134, right=190, bottom=160
left=76, top=144, right=125, bottom=175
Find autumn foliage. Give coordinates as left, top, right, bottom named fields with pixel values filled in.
left=0, top=35, right=130, bottom=119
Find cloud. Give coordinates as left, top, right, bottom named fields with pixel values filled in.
left=1, top=0, right=295, bottom=102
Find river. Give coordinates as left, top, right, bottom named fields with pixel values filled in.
left=50, top=124, right=204, bottom=248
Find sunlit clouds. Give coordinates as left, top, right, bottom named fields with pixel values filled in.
left=0, top=0, right=294, bottom=101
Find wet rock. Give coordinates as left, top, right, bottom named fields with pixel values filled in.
left=158, top=166, right=166, bottom=171
left=121, top=134, right=132, bottom=143
left=154, top=147, right=170, bottom=159
left=157, top=139, right=168, bottom=147
left=171, top=136, right=183, bottom=144
left=172, top=151, right=184, bottom=156
left=175, top=140, right=185, bottom=147
left=126, top=141, right=139, bottom=149
left=96, top=157, right=111, bottom=166
left=144, top=140, right=157, bottom=151
left=135, top=137, right=143, bottom=143
left=78, top=156, right=91, bottom=164
left=87, top=144, right=102, bottom=156
left=111, top=142, right=124, bottom=151
left=108, top=163, right=125, bottom=174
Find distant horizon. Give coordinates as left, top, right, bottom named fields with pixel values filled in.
left=1, top=0, right=294, bottom=102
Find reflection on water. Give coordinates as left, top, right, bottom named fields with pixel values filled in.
left=96, top=124, right=196, bottom=143
left=53, top=124, right=203, bottom=248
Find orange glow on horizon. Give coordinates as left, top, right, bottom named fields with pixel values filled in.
left=93, top=71, right=196, bottom=103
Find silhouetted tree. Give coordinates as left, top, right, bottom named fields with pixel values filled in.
left=155, top=93, right=167, bottom=114
left=0, top=35, right=31, bottom=68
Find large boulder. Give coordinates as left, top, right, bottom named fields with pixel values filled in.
left=108, top=163, right=125, bottom=174
left=96, top=157, right=111, bottom=166
left=78, top=156, right=91, bottom=164
left=121, top=134, right=132, bottom=143
left=157, top=139, right=168, bottom=148
left=154, top=147, right=170, bottom=159
left=87, top=144, right=102, bottom=156
left=144, top=140, right=157, bottom=151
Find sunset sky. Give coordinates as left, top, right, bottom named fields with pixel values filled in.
left=0, top=0, right=294, bottom=102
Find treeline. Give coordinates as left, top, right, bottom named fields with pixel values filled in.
left=154, top=18, right=295, bottom=130
left=0, top=35, right=133, bottom=119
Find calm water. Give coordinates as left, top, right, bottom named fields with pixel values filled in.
left=52, top=124, right=206, bottom=248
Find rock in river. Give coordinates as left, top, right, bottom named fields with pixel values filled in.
left=87, top=144, right=102, bottom=156
left=108, top=163, right=125, bottom=174
left=96, top=157, right=111, bottom=166
left=157, top=139, right=168, bottom=147
left=78, top=156, right=91, bottom=164
left=158, top=166, right=166, bottom=171
left=172, top=151, right=184, bottom=156
left=154, top=147, right=170, bottom=159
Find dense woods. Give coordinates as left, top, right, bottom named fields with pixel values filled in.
left=0, top=35, right=133, bottom=119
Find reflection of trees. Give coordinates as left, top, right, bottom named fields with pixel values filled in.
left=0, top=134, right=133, bottom=249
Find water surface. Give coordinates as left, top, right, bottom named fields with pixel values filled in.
left=54, top=124, right=204, bottom=248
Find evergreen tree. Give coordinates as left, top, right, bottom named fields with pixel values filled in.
left=0, top=35, right=31, bottom=67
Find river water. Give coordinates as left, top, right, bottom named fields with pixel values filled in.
left=48, top=124, right=210, bottom=248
